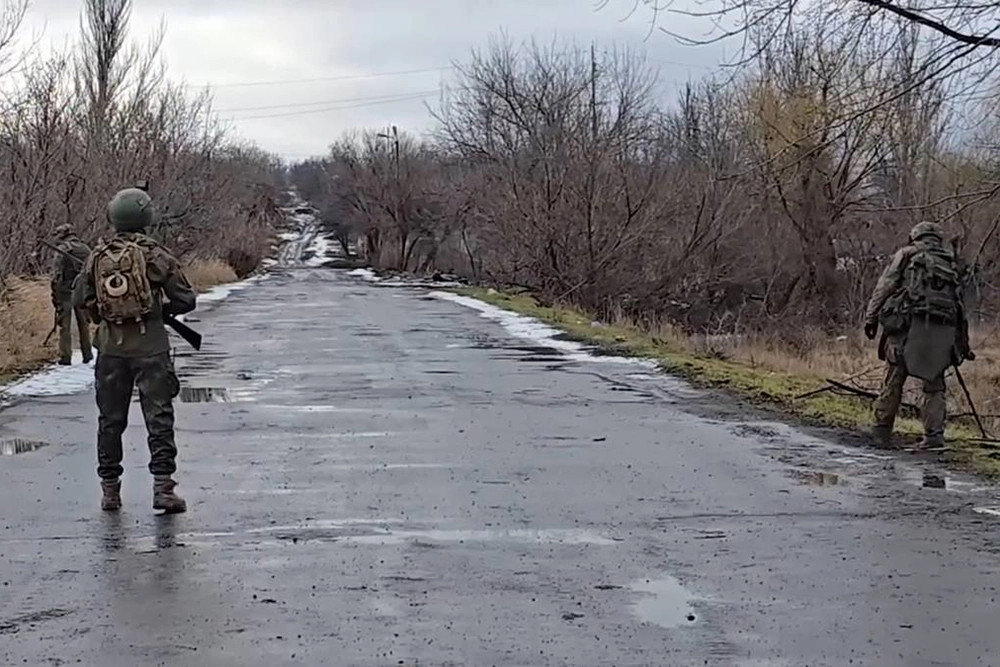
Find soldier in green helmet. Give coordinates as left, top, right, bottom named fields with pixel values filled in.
left=864, top=221, right=974, bottom=449
left=73, top=187, right=197, bottom=513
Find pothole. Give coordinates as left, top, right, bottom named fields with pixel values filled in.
left=178, top=387, right=231, bottom=403
left=1, top=439, right=49, bottom=455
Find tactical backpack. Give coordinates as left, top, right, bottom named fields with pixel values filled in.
left=900, top=243, right=961, bottom=324
left=92, top=237, right=154, bottom=326
left=57, top=240, right=91, bottom=284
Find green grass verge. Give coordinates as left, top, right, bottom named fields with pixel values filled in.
left=453, top=286, right=999, bottom=478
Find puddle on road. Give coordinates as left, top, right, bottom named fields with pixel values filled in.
left=630, top=576, right=699, bottom=629
left=0, top=439, right=49, bottom=455
left=895, top=464, right=990, bottom=493
left=178, top=387, right=231, bottom=403
left=344, top=528, right=618, bottom=546
left=788, top=469, right=842, bottom=486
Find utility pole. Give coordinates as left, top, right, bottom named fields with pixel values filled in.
left=377, top=124, right=400, bottom=178
left=590, top=43, right=598, bottom=141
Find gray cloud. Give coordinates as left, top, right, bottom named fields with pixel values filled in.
left=21, top=0, right=727, bottom=161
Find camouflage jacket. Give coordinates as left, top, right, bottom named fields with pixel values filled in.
left=864, top=246, right=917, bottom=327
left=73, top=232, right=197, bottom=357
left=50, top=236, right=91, bottom=306
left=865, top=240, right=972, bottom=359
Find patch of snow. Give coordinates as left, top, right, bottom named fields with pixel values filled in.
left=305, top=235, right=336, bottom=267
left=196, top=275, right=266, bottom=306
left=973, top=507, right=1000, bottom=518
left=2, top=275, right=269, bottom=404
left=347, top=268, right=379, bottom=281
left=2, top=351, right=95, bottom=398
left=430, top=291, right=657, bottom=367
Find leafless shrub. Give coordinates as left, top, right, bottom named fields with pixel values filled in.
left=0, top=0, right=284, bottom=287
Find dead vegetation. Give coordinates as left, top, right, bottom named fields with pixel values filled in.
left=0, top=0, right=285, bottom=377
left=0, top=277, right=55, bottom=379
left=289, top=21, right=1000, bottom=458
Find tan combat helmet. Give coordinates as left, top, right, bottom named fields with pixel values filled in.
left=909, top=221, right=944, bottom=242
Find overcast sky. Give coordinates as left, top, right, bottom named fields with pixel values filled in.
left=20, top=0, right=730, bottom=162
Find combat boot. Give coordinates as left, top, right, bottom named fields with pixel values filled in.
left=918, top=434, right=946, bottom=450
left=153, top=475, right=187, bottom=513
left=871, top=425, right=894, bottom=449
left=101, top=479, right=121, bottom=512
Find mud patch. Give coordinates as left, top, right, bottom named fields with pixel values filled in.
left=0, top=608, right=73, bottom=634
left=788, top=469, right=842, bottom=486
left=178, top=387, right=231, bottom=403
left=731, top=424, right=782, bottom=440
left=630, top=576, right=699, bottom=629
left=0, top=438, right=49, bottom=455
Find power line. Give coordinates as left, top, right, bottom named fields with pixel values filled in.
left=223, top=92, right=437, bottom=121
left=184, top=66, right=454, bottom=89
left=214, top=89, right=444, bottom=113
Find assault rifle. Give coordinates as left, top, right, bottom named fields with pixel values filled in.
left=40, top=238, right=202, bottom=350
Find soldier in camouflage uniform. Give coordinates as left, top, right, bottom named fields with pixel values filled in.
left=864, top=221, right=973, bottom=449
left=73, top=188, right=197, bottom=513
left=49, top=224, right=93, bottom=365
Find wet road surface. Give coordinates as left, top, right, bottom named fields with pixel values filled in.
left=2, top=265, right=1000, bottom=666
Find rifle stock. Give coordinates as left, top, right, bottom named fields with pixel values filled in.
left=40, top=237, right=203, bottom=351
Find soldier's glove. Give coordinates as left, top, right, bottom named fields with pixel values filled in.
left=864, top=321, right=878, bottom=340
left=966, top=350, right=976, bottom=361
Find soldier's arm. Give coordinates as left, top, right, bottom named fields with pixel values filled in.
left=73, top=252, right=100, bottom=322
left=864, top=247, right=910, bottom=324
left=50, top=253, right=62, bottom=306
left=154, top=250, right=197, bottom=317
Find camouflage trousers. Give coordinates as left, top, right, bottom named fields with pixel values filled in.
left=873, top=337, right=946, bottom=440
left=94, top=352, right=181, bottom=481
left=56, top=301, right=92, bottom=363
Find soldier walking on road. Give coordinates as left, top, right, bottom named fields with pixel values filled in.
left=49, top=224, right=93, bottom=365
left=864, top=221, right=974, bottom=449
left=73, top=187, right=197, bottom=513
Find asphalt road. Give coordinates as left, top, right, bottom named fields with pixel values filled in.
left=2, top=262, right=1000, bottom=666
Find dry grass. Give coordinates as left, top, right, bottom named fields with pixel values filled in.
left=0, top=258, right=241, bottom=384
left=0, top=276, right=59, bottom=379
left=459, top=287, right=1000, bottom=477
left=183, top=259, right=238, bottom=293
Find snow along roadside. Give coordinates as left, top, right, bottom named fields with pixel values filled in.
left=429, top=290, right=658, bottom=368
left=0, top=273, right=267, bottom=402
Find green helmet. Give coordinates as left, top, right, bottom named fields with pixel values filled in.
left=52, top=223, right=73, bottom=240
left=107, top=187, right=154, bottom=232
left=909, top=221, right=943, bottom=242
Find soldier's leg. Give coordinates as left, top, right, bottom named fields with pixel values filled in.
left=134, top=352, right=185, bottom=513
left=95, top=354, right=134, bottom=509
left=75, top=306, right=93, bottom=363
left=874, top=363, right=907, bottom=431
left=921, top=374, right=947, bottom=447
left=57, top=304, right=72, bottom=364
